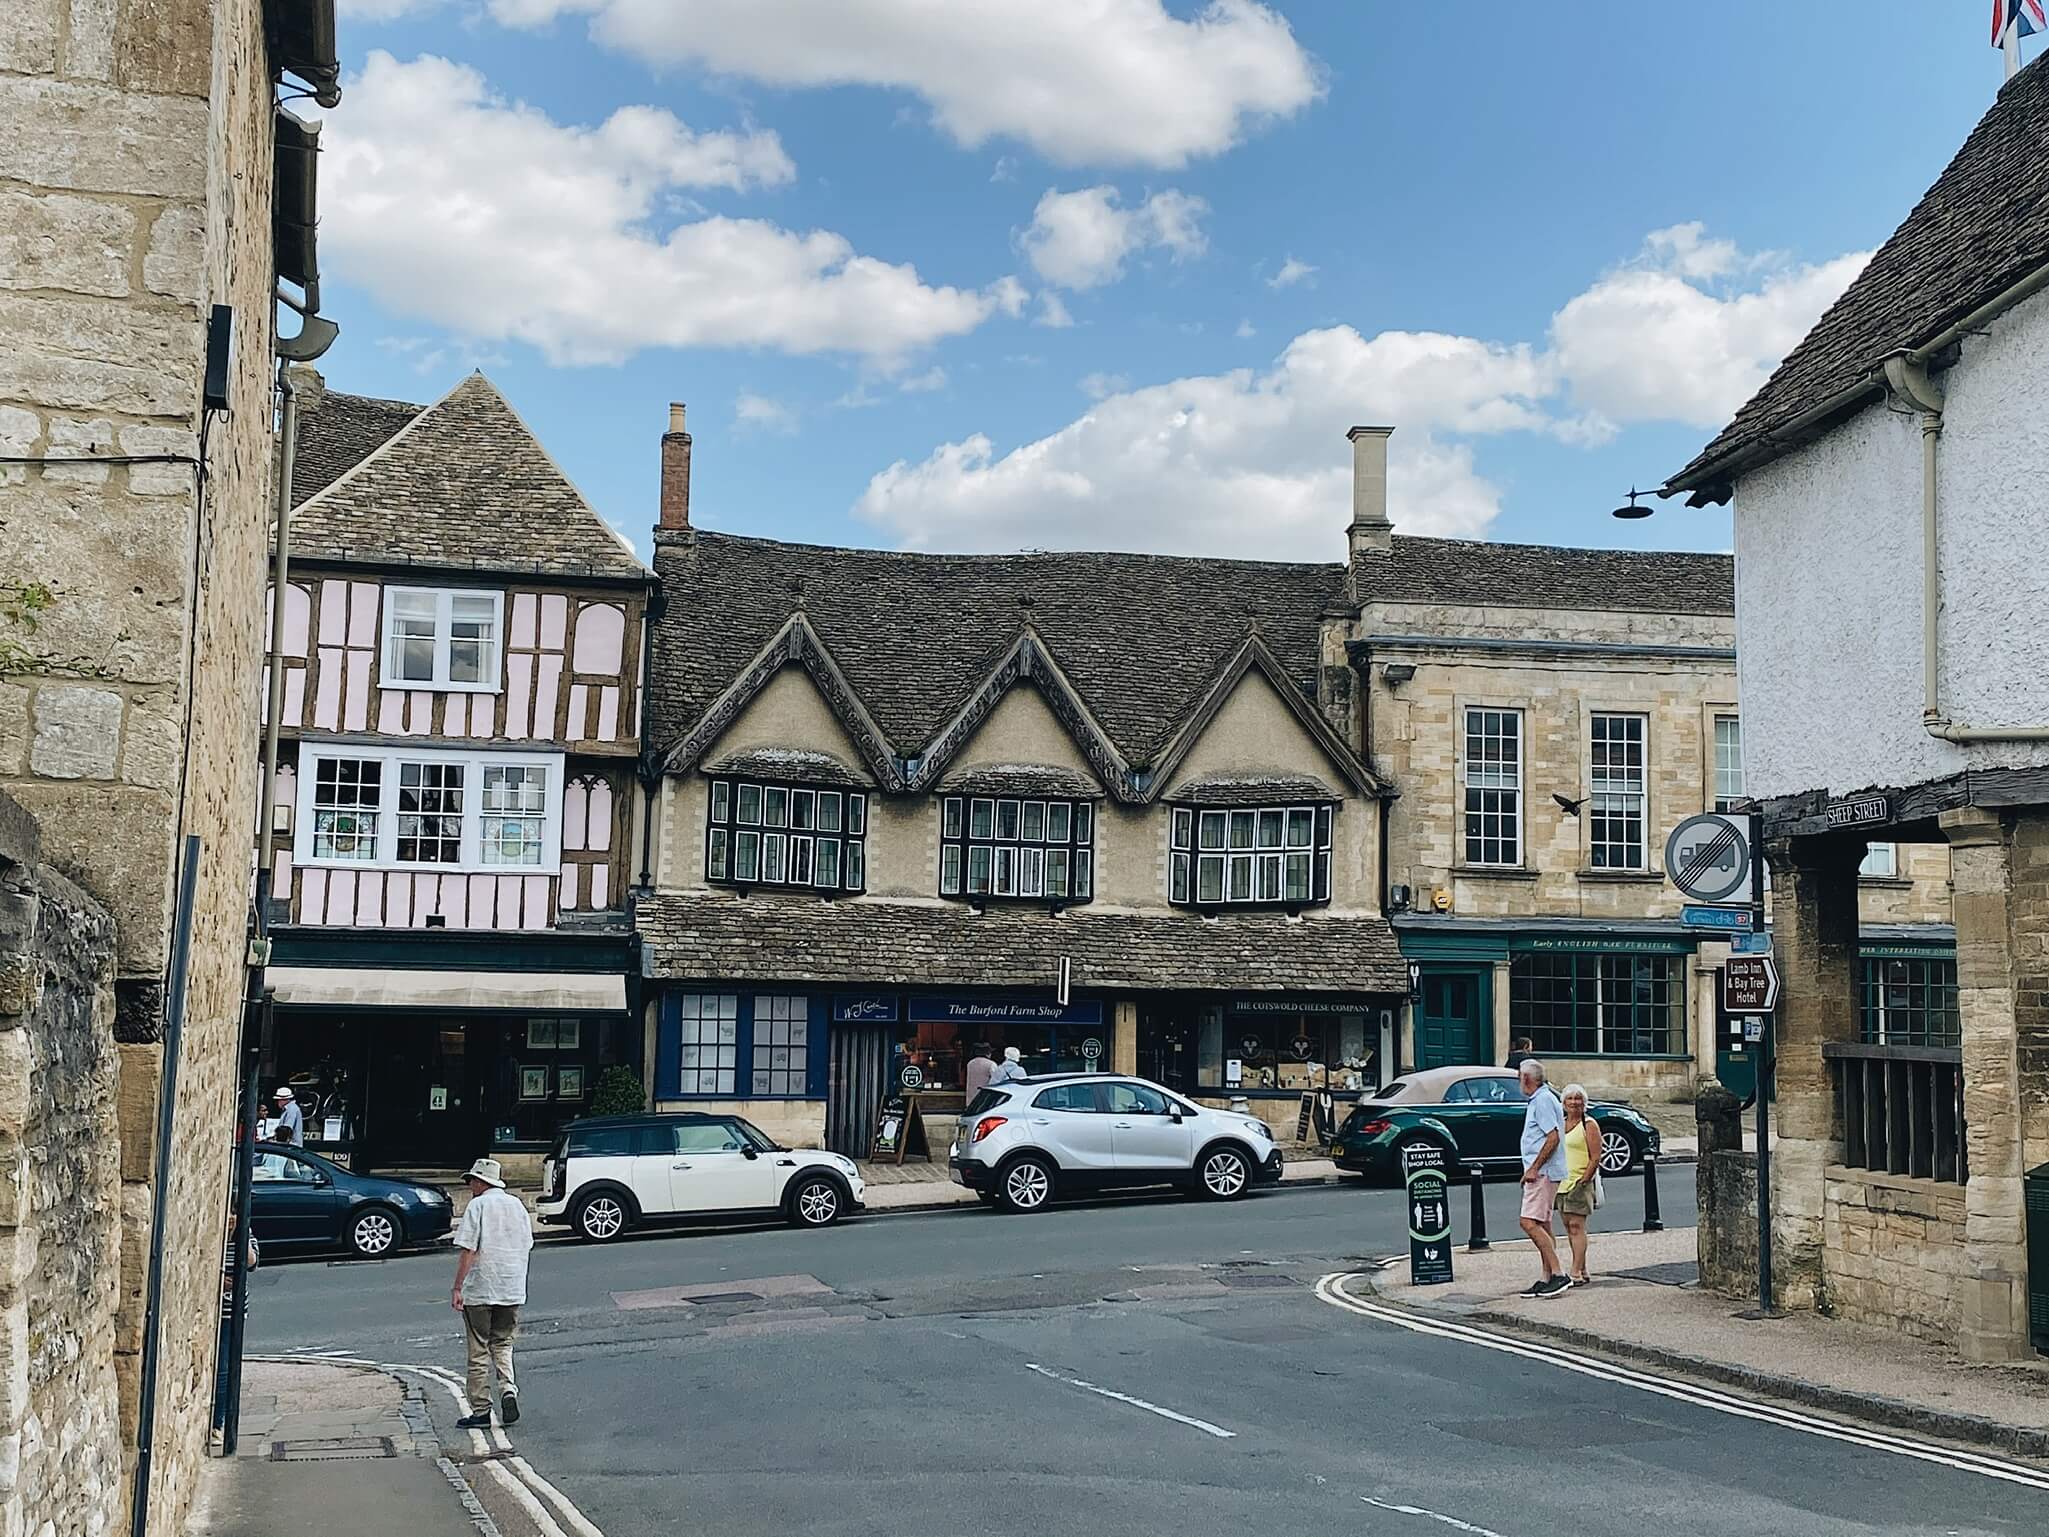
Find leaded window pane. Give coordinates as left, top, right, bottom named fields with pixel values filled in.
left=736, top=784, right=762, bottom=825
left=844, top=840, right=865, bottom=891
left=710, top=781, right=731, bottom=822
left=817, top=792, right=841, bottom=832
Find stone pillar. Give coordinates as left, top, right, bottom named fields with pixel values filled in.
left=1761, top=834, right=1863, bottom=1308
left=1490, top=959, right=1512, bottom=1066
left=1112, top=999, right=1138, bottom=1077
left=1942, top=807, right=2031, bottom=1362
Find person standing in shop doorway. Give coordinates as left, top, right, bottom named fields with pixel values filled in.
left=451, top=1157, right=534, bottom=1429
left=270, top=1086, right=304, bottom=1145
left=964, top=1042, right=997, bottom=1098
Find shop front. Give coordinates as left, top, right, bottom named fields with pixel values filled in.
left=264, top=928, right=639, bottom=1175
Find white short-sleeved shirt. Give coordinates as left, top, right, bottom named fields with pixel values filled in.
left=455, top=1187, right=534, bottom=1307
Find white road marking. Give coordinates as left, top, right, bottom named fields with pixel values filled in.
left=1363, top=1497, right=1510, bottom=1536
left=392, top=1362, right=609, bottom=1536
left=1024, top=1363, right=1236, bottom=1439
left=1314, top=1275, right=2049, bottom=1492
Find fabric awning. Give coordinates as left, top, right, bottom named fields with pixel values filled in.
left=265, top=966, right=625, bottom=1012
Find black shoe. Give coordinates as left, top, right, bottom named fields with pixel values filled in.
left=456, top=1410, right=493, bottom=1430
left=500, top=1394, right=520, bottom=1426
left=1533, top=1275, right=1573, bottom=1299
left=1517, top=1279, right=1548, bottom=1298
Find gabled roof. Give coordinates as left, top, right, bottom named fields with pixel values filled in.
left=1666, top=61, right=2049, bottom=501
left=648, top=531, right=1347, bottom=786
left=1358, top=535, right=1732, bottom=616
left=291, top=387, right=420, bottom=502
left=289, top=373, right=646, bottom=581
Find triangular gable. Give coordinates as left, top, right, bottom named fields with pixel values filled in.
left=291, top=372, right=646, bottom=580
left=657, top=613, right=905, bottom=791
left=1147, top=632, right=1385, bottom=800
left=912, top=630, right=1134, bottom=801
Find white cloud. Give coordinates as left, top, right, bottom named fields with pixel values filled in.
left=1078, top=372, right=1129, bottom=399
left=899, top=366, right=948, bottom=393
left=735, top=391, right=797, bottom=432
left=488, top=0, right=1322, bottom=168
left=1550, top=226, right=1869, bottom=427
left=316, top=53, right=999, bottom=365
left=1019, top=186, right=1209, bottom=290
left=856, top=326, right=1559, bottom=560
left=1235, top=318, right=1257, bottom=339
left=987, top=275, right=1030, bottom=318
left=1034, top=292, right=1076, bottom=329
left=1267, top=255, right=1316, bottom=289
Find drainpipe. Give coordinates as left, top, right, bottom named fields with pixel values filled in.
left=259, top=362, right=299, bottom=878
left=1890, top=260, right=2049, bottom=744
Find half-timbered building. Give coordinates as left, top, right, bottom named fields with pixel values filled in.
left=259, top=369, right=651, bottom=1171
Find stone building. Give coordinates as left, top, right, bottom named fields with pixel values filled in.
left=259, top=370, right=650, bottom=1179
left=1, top=1, right=339, bottom=1530
left=1663, top=62, right=2049, bottom=1359
left=641, top=408, right=1409, bottom=1150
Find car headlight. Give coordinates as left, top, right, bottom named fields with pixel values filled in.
left=413, top=1186, right=446, bottom=1205
left=1241, top=1118, right=1271, bottom=1140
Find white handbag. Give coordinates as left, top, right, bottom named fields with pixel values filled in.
left=1592, top=1170, right=1607, bottom=1209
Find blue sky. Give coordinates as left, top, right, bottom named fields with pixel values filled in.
left=316, top=3, right=2024, bottom=564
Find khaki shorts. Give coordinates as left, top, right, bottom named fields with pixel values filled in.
left=1558, top=1178, right=1596, bottom=1217
left=1519, top=1176, right=1558, bottom=1224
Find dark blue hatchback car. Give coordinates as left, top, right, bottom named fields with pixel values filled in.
left=247, top=1143, right=455, bottom=1258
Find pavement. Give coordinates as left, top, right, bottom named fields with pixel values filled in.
left=227, top=1176, right=2049, bottom=1535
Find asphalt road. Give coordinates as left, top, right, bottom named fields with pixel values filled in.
left=244, top=1184, right=2044, bottom=1536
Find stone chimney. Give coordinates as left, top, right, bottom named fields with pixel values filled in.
left=1346, top=425, right=1394, bottom=557
left=659, top=402, right=692, bottom=532
left=286, top=363, right=326, bottom=414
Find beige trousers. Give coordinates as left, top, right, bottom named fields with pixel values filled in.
left=463, top=1303, right=519, bottom=1409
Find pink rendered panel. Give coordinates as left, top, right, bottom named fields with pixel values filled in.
left=377, top=691, right=403, bottom=733
left=563, top=781, right=588, bottom=851
left=559, top=863, right=578, bottom=910
left=589, top=863, right=609, bottom=910
left=572, top=603, right=625, bottom=674
left=327, top=871, right=356, bottom=927
left=301, top=869, right=327, bottom=924
left=535, top=656, right=562, bottom=738
left=471, top=874, right=495, bottom=929
left=442, top=875, right=467, bottom=928
left=494, top=877, right=521, bottom=930
left=282, top=584, right=312, bottom=657
left=387, top=873, right=412, bottom=929
left=348, top=582, right=380, bottom=648
left=312, top=648, right=342, bottom=729
left=587, top=780, right=613, bottom=850
left=522, top=876, right=549, bottom=929
left=510, top=592, right=537, bottom=649
left=567, top=684, right=588, bottom=741
left=318, top=580, right=347, bottom=645
left=408, top=691, right=431, bottom=733
left=444, top=693, right=466, bottom=737
left=597, top=686, right=619, bottom=741
left=472, top=691, right=496, bottom=738
left=540, top=594, right=568, bottom=650
left=283, top=665, right=305, bottom=727
left=505, top=653, right=534, bottom=740
left=343, top=650, right=371, bottom=731
left=357, top=871, right=384, bottom=926
left=272, top=850, right=292, bottom=888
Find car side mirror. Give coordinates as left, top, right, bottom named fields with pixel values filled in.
left=741, top=1145, right=758, bottom=1160
left=1169, top=1111, right=1184, bottom=1124
left=313, top=1173, right=331, bottom=1186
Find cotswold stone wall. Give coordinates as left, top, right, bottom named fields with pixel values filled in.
left=1821, top=1168, right=1965, bottom=1341
left=0, top=794, right=124, bottom=1537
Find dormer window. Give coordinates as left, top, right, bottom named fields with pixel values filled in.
left=384, top=586, right=502, bottom=691
left=1170, top=800, right=1334, bottom=908
left=706, top=776, right=866, bottom=893
left=939, top=796, right=1094, bottom=902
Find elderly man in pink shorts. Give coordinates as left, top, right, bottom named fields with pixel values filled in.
left=1516, top=1059, right=1572, bottom=1299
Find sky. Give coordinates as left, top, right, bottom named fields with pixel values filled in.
left=309, top=3, right=2031, bottom=566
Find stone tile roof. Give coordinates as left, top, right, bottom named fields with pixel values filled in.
left=638, top=892, right=1408, bottom=993
left=1167, top=772, right=1341, bottom=806
left=934, top=764, right=1105, bottom=800
left=649, top=532, right=1346, bottom=765
left=290, top=387, right=420, bottom=503
left=1668, top=61, right=2049, bottom=496
left=289, top=373, right=647, bottom=581
left=1359, top=536, right=1733, bottom=616
left=704, top=747, right=871, bottom=788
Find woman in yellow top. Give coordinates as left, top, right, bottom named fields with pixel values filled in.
left=1555, top=1084, right=1602, bottom=1286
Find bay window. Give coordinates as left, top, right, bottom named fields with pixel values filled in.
left=1171, top=802, right=1333, bottom=908
left=707, top=777, right=866, bottom=893
left=940, top=795, right=1093, bottom=901
left=383, top=586, right=503, bottom=691
left=295, top=746, right=563, bottom=869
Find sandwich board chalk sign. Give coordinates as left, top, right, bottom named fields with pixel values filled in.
left=870, top=1093, right=931, bottom=1164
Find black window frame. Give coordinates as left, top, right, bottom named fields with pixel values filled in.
left=1169, top=801, right=1336, bottom=911
left=705, top=775, right=866, bottom=895
left=1508, top=950, right=1685, bottom=1057
left=1858, top=955, right=1961, bottom=1047
left=939, top=794, right=1095, bottom=905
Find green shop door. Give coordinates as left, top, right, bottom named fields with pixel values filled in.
left=1414, top=968, right=1490, bottom=1070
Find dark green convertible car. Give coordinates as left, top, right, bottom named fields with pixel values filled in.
left=1328, top=1066, right=1660, bottom=1183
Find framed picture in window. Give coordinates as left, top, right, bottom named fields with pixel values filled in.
left=556, top=1065, right=584, bottom=1099
left=557, top=1019, right=582, bottom=1050
left=520, top=1066, right=550, bottom=1101
left=526, top=1019, right=558, bottom=1050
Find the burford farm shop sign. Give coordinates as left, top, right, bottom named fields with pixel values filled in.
left=908, top=996, right=1105, bottom=1026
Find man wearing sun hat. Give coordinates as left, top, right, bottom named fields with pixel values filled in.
left=270, top=1086, right=303, bottom=1145
left=450, top=1156, right=534, bottom=1429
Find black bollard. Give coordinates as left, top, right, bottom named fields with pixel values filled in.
left=1641, top=1149, right=1664, bottom=1232
left=1466, top=1161, right=1490, bottom=1250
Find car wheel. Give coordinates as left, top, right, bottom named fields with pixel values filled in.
left=572, top=1190, right=630, bottom=1242
left=1196, top=1144, right=1251, bottom=1200
left=786, top=1176, right=844, bottom=1228
left=347, top=1205, right=399, bottom=1259
left=998, top=1155, right=1055, bottom=1213
left=1598, top=1128, right=1639, bottom=1175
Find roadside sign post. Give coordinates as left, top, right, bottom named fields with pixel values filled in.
left=1751, top=804, right=1775, bottom=1315
left=1402, top=1141, right=1454, bottom=1286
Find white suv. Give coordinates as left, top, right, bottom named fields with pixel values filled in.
left=948, top=1074, right=1282, bottom=1212
left=538, top=1113, right=864, bottom=1241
